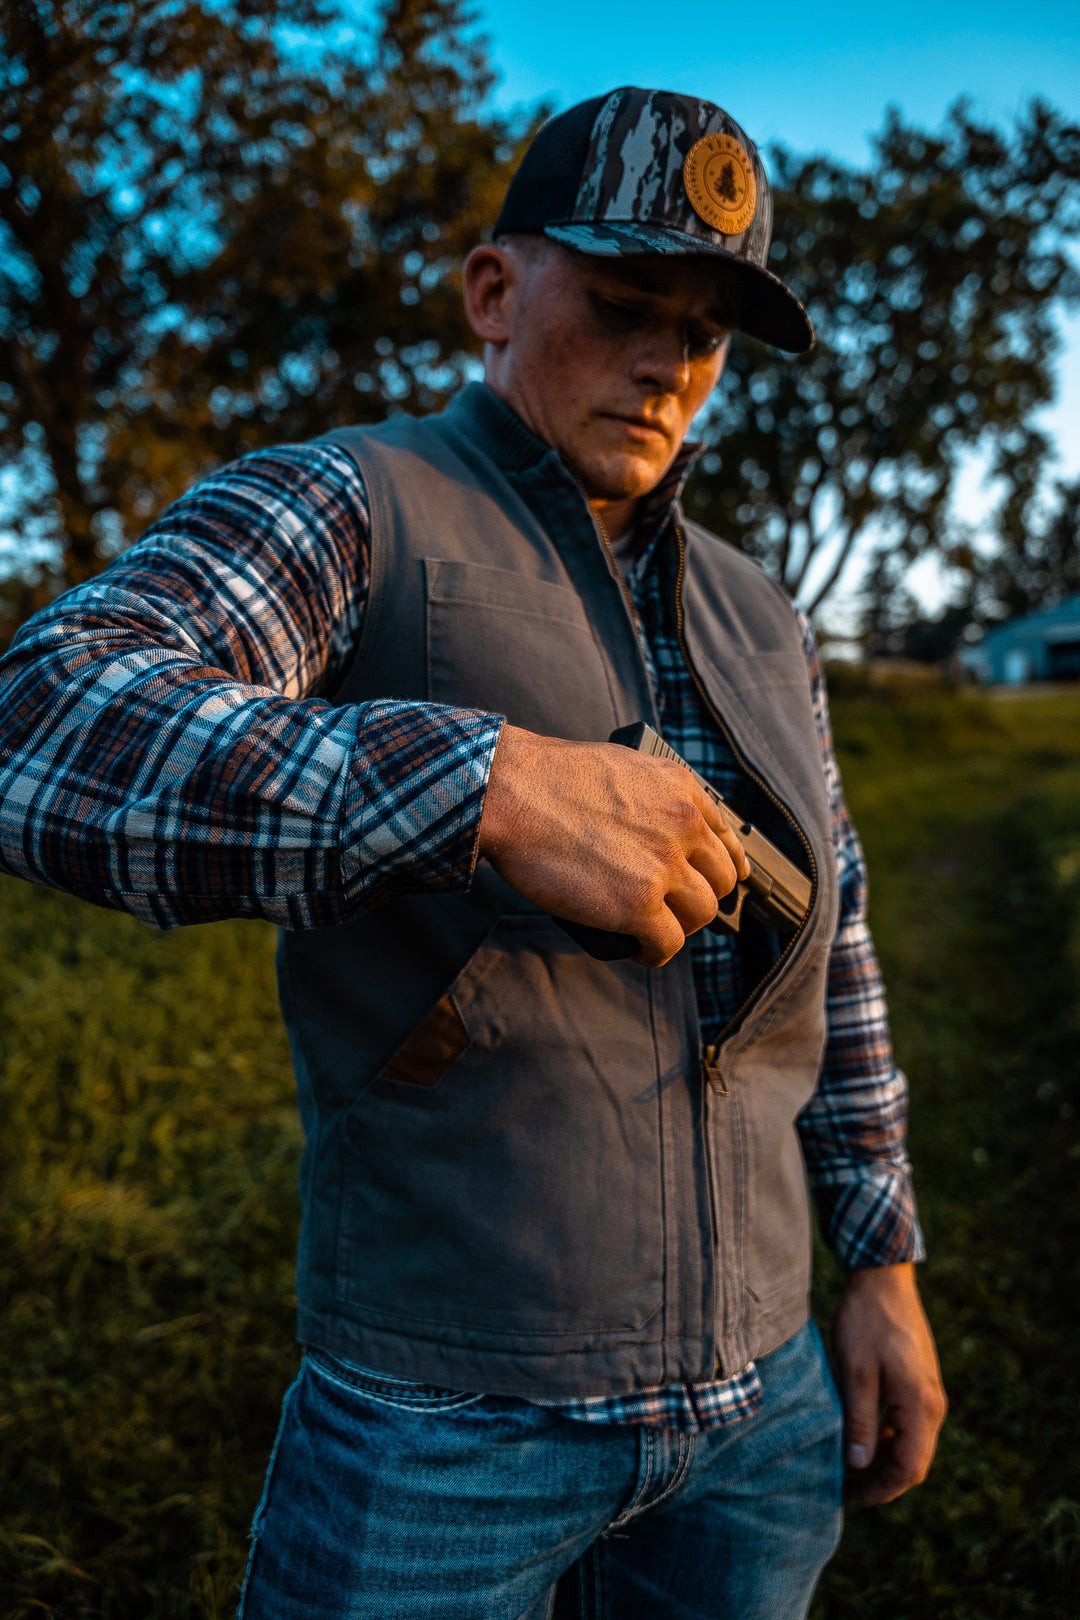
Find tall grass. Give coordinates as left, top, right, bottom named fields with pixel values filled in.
left=2, top=685, right=1078, bottom=1618
left=811, top=685, right=1080, bottom=1620
left=0, top=896, right=299, bottom=1617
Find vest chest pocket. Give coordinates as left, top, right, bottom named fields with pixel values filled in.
left=424, top=559, right=618, bottom=740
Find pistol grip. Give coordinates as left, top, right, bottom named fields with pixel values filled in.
left=554, top=917, right=640, bottom=960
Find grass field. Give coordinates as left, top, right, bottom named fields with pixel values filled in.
left=1, top=680, right=1078, bottom=1619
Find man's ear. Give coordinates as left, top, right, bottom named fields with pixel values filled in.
left=463, top=243, right=516, bottom=348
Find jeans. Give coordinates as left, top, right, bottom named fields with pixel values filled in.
left=238, top=1320, right=843, bottom=1620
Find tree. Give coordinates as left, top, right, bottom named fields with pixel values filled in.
left=685, top=100, right=1080, bottom=615
left=975, top=473, right=1080, bottom=622
left=5, top=26, right=1079, bottom=637
left=0, top=0, right=537, bottom=616
left=856, top=468, right=1080, bottom=663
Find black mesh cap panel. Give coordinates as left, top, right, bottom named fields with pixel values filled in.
left=488, top=87, right=813, bottom=352
left=492, top=96, right=609, bottom=235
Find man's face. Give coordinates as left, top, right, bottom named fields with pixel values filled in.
left=465, top=242, right=734, bottom=508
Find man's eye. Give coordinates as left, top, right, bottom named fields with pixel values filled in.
left=687, top=328, right=726, bottom=358
left=594, top=294, right=639, bottom=323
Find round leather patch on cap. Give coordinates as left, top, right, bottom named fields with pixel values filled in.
left=683, top=133, right=757, bottom=235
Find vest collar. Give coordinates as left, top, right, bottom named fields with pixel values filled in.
left=442, top=382, right=558, bottom=475
left=442, top=382, right=701, bottom=558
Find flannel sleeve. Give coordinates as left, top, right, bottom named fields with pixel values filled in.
left=0, top=443, right=504, bottom=929
left=794, top=612, right=926, bottom=1269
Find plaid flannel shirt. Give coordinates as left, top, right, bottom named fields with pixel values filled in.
left=0, top=430, right=923, bottom=1433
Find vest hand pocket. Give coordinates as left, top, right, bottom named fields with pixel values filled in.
left=380, top=992, right=470, bottom=1088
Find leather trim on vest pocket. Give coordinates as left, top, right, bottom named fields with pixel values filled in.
left=333, top=912, right=665, bottom=1337
left=381, top=992, right=469, bottom=1088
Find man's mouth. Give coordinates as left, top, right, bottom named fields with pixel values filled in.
left=605, top=414, right=669, bottom=444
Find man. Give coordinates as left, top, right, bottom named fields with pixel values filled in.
left=0, top=88, right=945, bottom=1619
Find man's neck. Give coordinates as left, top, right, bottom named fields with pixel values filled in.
left=589, top=495, right=639, bottom=547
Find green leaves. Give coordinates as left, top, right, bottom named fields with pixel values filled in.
left=0, top=0, right=538, bottom=613
left=2, top=8, right=1076, bottom=634
left=685, top=100, right=1080, bottom=615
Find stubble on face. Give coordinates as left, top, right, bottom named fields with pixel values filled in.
left=486, top=239, right=736, bottom=519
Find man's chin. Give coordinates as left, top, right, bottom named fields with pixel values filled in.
left=573, top=450, right=673, bottom=503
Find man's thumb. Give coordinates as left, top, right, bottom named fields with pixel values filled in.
left=843, top=1366, right=880, bottom=1470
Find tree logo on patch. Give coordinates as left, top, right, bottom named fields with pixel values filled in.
left=683, top=134, right=757, bottom=236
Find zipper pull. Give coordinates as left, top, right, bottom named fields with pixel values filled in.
left=701, top=1043, right=728, bottom=1095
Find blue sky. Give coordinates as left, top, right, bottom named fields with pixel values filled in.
left=473, top=0, right=1077, bottom=169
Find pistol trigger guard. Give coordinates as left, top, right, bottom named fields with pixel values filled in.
left=709, top=880, right=747, bottom=935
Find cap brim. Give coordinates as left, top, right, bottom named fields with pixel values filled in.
left=543, top=221, right=814, bottom=355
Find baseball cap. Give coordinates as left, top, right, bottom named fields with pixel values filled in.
left=493, top=87, right=813, bottom=355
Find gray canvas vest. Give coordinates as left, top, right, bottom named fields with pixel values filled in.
left=278, top=383, right=839, bottom=1399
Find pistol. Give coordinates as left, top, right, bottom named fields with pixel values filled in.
left=557, top=722, right=812, bottom=962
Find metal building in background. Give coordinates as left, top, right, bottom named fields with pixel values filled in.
left=960, top=596, right=1080, bottom=685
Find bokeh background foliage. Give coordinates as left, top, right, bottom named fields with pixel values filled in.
left=0, top=0, right=540, bottom=616
left=1, top=680, right=1078, bottom=1619
left=1, top=0, right=1079, bottom=642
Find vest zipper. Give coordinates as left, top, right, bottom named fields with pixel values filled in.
left=672, top=519, right=819, bottom=1050
left=590, top=500, right=820, bottom=1046
left=588, top=502, right=653, bottom=654
left=594, top=498, right=818, bottom=1372
left=701, top=1042, right=728, bottom=1095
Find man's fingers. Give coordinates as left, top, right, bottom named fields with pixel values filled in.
left=846, top=1413, right=937, bottom=1506
left=871, top=1386, right=945, bottom=1499
left=665, top=863, right=731, bottom=934
left=846, top=1454, right=908, bottom=1507
left=686, top=842, right=740, bottom=909
left=690, top=782, right=750, bottom=882
left=632, top=847, right=743, bottom=965
left=479, top=728, right=752, bottom=947
left=889, top=1400, right=938, bottom=1482
left=631, top=908, right=687, bottom=969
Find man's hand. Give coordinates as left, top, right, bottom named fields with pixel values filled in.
left=833, top=1262, right=947, bottom=1506
left=478, top=723, right=750, bottom=968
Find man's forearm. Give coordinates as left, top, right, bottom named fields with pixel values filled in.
left=0, top=620, right=502, bottom=929
left=0, top=444, right=503, bottom=929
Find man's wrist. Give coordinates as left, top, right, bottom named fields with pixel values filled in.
left=477, top=722, right=531, bottom=860
left=842, top=1260, right=918, bottom=1296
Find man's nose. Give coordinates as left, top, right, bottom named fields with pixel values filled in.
left=630, top=331, right=690, bottom=394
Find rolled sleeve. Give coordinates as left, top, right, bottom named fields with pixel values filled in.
left=0, top=443, right=504, bottom=929
left=793, top=610, right=925, bottom=1269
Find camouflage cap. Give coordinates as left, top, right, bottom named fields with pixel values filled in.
left=493, top=87, right=813, bottom=354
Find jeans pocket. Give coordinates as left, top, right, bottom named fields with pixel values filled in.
left=304, top=1348, right=485, bottom=1413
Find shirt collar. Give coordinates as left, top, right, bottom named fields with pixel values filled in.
left=626, top=439, right=702, bottom=578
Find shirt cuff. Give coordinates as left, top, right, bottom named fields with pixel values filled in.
left=338, top=698, right=504, bottom=912
left=810, top=1166, right=927, bottom=1270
